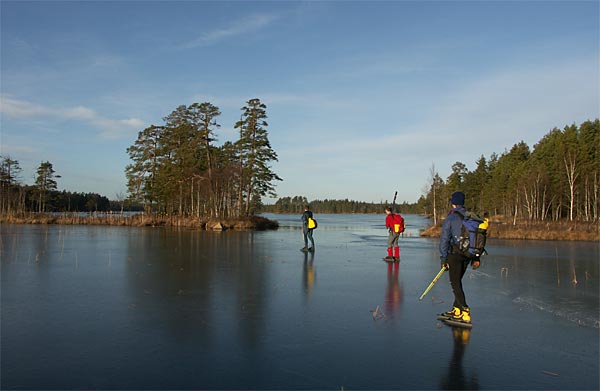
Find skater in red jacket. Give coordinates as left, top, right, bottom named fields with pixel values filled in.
left=384, top=206, right=404, bottom=262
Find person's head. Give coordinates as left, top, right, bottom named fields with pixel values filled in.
left=385, top=206, right=392, bottom=215
left=450, top=191, right=465, bottom=207
left=304, top=205, right=310, bottom=211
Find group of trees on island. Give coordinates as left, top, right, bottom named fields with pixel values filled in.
left=125, top=99, right=281, bottom=218
left=417, top=119, right=599, bottom=224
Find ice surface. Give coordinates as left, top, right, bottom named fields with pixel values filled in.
left=1, top=215, right=598, bottom=389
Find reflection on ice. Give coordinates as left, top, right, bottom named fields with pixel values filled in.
left=302, top=250, right=316, bottom=298
left=439, top=326, right=480, bottom=391
left=384, top=261, right=403, bottom=319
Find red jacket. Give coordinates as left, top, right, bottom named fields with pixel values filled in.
left=385, top=214, right=395, bottom=230
left=386, top=213, right=405, bottom=233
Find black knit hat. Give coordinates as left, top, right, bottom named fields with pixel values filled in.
left=451, top=191, right=465, bottom=206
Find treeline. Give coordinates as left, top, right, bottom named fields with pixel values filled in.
left=261, top=195, right=419, bottom=214
left=126, top=99, right=280, bottom=218
left=417, top=119, right=599, bottom=224
left=1, top=157, right=140, bottom=214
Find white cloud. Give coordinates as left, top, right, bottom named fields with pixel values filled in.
left=95, top=117, right=146, bottom=140
left=178, top=13, right=278, bottom=49
left=0, top=95, right=146, bottom=140
left=64, top=106, right=97, bottom=121
left=0, top=143, right=39, bottom=157
left=0, top=96, right=53, bottom=117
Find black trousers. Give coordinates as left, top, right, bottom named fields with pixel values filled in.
left=447, top=252, right=470, bottom=310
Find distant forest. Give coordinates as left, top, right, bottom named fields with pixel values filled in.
left=0, top=159, right=132, bottom=214
left=260, top=196, right=418, bottom=214
left=0, top=183, right=129, bottom=214
left=417, top=119, right=599, bottom=224
left=2, top=118, right=597, bottom=223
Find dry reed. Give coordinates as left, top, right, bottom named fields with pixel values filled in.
left=420, top=217, right=599, bottom=242
left=0, top=212, right=279, bottom=231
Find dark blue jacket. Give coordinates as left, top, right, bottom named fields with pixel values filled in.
left=301, top=210, right=313, bottom=227
left=439, top=206, right=466, bottom=258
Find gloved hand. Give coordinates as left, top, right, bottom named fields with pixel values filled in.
left=440, top=256, right=449, bottom=270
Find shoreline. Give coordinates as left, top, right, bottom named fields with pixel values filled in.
left=419, top=219, right=599, bottom=242
left=1, top=213, right=598, bottom=241
left=0, top=213, right=279, bottom=231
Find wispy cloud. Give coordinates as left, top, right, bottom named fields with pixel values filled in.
left=1, top=96, right=53, bottom=117
left=416, top=57, right=599, bottom=149
left=274, top=55, right=599, bottom=200
left=0, top=95, right=145, bottom=140
left=178, top=13, right=277, bottom=49
left=0, top=143, right=39, bottom=157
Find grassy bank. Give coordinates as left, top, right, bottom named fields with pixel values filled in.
left=0, top=212, right=279, bottom=231
left=420, top=217, right=599, bottom=242
left=2, top=212, right=597, bottom=241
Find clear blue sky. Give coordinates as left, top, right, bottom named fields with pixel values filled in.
left=1, top=1, right=598, bottom=204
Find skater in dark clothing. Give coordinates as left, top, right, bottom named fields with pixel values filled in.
left=439, top=191, right=477, bottom=324
left=301, top=205, right=315, bottom=252
left=384, top=206, right=403, bottom=261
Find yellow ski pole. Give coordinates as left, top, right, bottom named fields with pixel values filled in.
left=419, top=265, right=448, bottom=301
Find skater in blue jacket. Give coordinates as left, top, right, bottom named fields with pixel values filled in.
left=439, top=191, right=478, bottom=325
left=301, top=205, right=315, bottom=252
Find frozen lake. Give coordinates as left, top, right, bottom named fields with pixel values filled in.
left=1, top=214, right=598, bottom=390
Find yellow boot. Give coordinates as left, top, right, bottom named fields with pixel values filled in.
left=452, top=307, right=471, bottom=324
left=440, top=306, right=461, bottom=319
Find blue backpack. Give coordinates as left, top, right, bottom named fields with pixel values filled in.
left=454, top=211, right=488, bottom=259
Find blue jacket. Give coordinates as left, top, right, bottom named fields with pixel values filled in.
left=439, top=206, right=466, bottom=258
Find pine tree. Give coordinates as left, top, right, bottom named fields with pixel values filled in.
left=0, top=156, right=23, bottom=214
left=35, top=161, right=59, bottom=212
left=125, top=125, right=163, bottom=212
left=235, top=98, right=282, bottom=216
left=187, top=102, right=221, bottom=217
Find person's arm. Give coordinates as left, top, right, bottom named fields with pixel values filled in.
left=439, top=216, right=452, bottom=258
